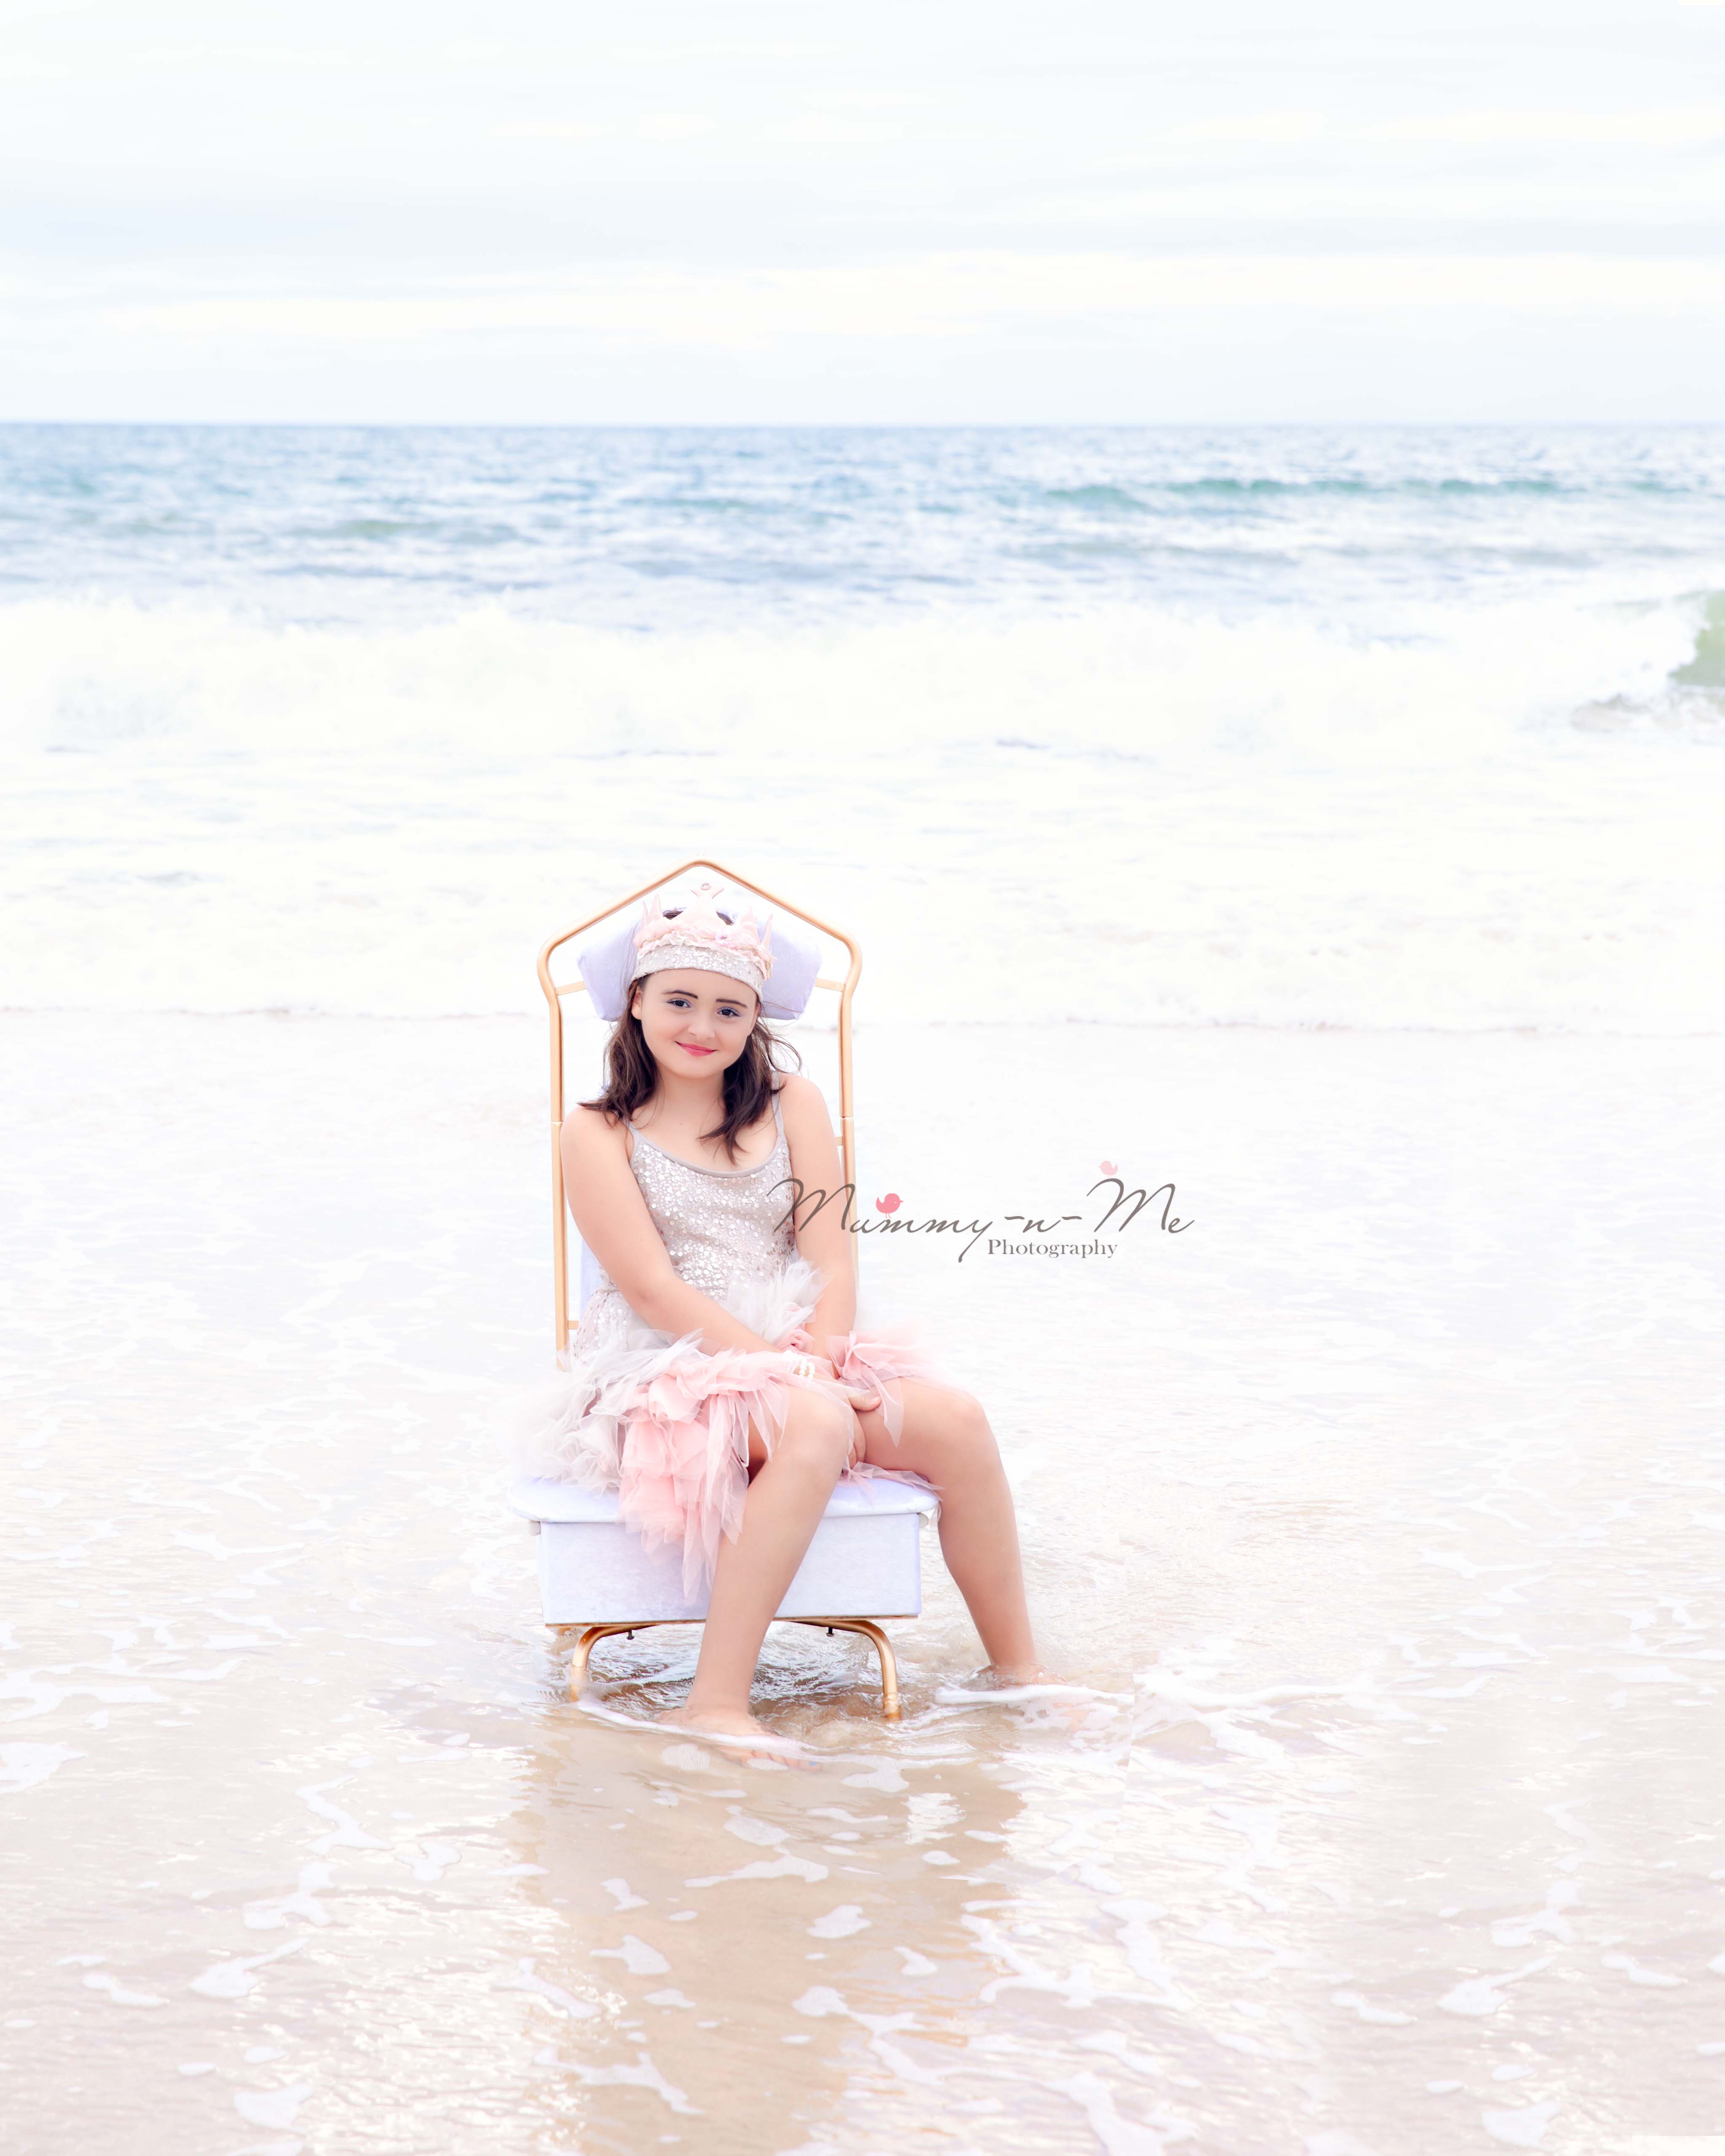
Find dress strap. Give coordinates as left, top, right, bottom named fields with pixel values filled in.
left=771, top=1081, right=784, bottom=1141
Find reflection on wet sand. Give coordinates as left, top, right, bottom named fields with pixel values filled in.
left=512, top=1625, right=1102, bottom=2136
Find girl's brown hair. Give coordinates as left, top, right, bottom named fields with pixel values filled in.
left=580, top=909, right=803, bottom=1162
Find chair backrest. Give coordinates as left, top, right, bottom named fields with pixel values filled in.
left=538, top=858, right=862, bottom=1355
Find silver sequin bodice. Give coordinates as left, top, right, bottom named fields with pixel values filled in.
left=573, top=1086, right=797, bottom=1350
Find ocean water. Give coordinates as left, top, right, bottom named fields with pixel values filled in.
left=2, top=423, right=1723, bottom=1029
left=4, top=429, right=1725, bottom=2154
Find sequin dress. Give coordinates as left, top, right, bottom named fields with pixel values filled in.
left=573, top=1088, right=801, bottom=1358
left=511, top=1081, right=935, bottom=1593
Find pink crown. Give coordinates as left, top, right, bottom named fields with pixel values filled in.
left=630, top=881, right=775, bottom=997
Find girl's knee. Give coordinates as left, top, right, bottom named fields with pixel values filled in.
left=934, top=1389, right=998, bottom=1472
left=782, top=1390, right=853, bottom=1468
left=948, top=1389, right=993, bottom=1446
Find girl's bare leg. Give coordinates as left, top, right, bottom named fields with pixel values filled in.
left=659, top=1387, right=854, bottom=1745
left=856, top=1380, right=1042, bottom=1678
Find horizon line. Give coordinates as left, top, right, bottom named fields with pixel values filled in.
left=4, top=415, right=1725, bottom=431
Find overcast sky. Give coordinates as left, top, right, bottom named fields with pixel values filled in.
left=4, top=0, right=1723, bottom=422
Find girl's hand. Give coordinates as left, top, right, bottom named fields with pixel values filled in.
left=843, top=1386, right=878, bottom=1468
left=782, top=1340, right=845, bottom=1386
left=781, top=1342, right=877, bottom=1457
left=840, top=1395, right=877, bottom=1468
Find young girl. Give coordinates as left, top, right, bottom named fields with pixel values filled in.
left=516, top=882, right=1044, bottom=1750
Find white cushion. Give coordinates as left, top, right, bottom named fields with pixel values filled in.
left=507, top=1473, right=937, bottom=1624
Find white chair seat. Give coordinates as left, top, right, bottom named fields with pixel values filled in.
left=508, top=1473, right=938, bottom=1625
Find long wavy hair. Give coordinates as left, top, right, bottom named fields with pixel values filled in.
left=580, top=909, right=803, bottom=1162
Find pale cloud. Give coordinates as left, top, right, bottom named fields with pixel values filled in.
left=489, top=114, right=719, bottom=147
left=1119, top=107, right=1725, bottom=157
left=489, top=120, right=602, bottom=143
left=78, top=252, right=1723, bottom=357
left=1369, top=107, right=1725, bottom=146
left=1168, top=112, right=1330, bottom=145
left=634, top=112, right=717, bottom=143
left=770, top=112, right=912, bottom=146
left=1027, top=175, right=1716, bottom=226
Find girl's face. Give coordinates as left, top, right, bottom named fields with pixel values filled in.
left=630, top=969, right=759, bottom=1080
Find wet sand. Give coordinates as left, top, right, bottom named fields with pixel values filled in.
left=3, top=1013, right=1722, bottom=2153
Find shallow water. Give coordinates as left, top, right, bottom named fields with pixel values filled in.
left=5, top=1013, right=1722, bottom=2153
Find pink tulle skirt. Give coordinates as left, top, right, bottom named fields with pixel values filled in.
left=508, top=1257, right=944, bottom=1597
left=610, top=1332, right=936, bottom=1597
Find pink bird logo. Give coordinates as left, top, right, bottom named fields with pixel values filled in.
left=875, top=1193, right=901, bottom=1215
left=1099, top=1160, right=1118, bottom=1175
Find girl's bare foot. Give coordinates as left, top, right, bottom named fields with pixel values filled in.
left=658, top=1702, right=803, bottom=1760
left=979, top=1662, right=1066, bottom=1687
left=935, top=1664, right=1091, bottom=1705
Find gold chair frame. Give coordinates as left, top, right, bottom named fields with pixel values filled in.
left=536, top=857, right=903, bottom=1714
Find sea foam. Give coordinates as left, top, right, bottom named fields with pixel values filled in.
left=0, top=588, right=1709, bottom=762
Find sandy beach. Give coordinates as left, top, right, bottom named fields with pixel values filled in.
left=5, top=1007, right=1722, bottom=2152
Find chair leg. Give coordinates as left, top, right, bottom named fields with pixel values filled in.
left=563, top=1621, right=655, bottom=1696
left=562, top=1617, right=904, bottom=1718
left=849, top=1620, right=901, bottom=1719
left=788, top=1618, right=901, bottom=1718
